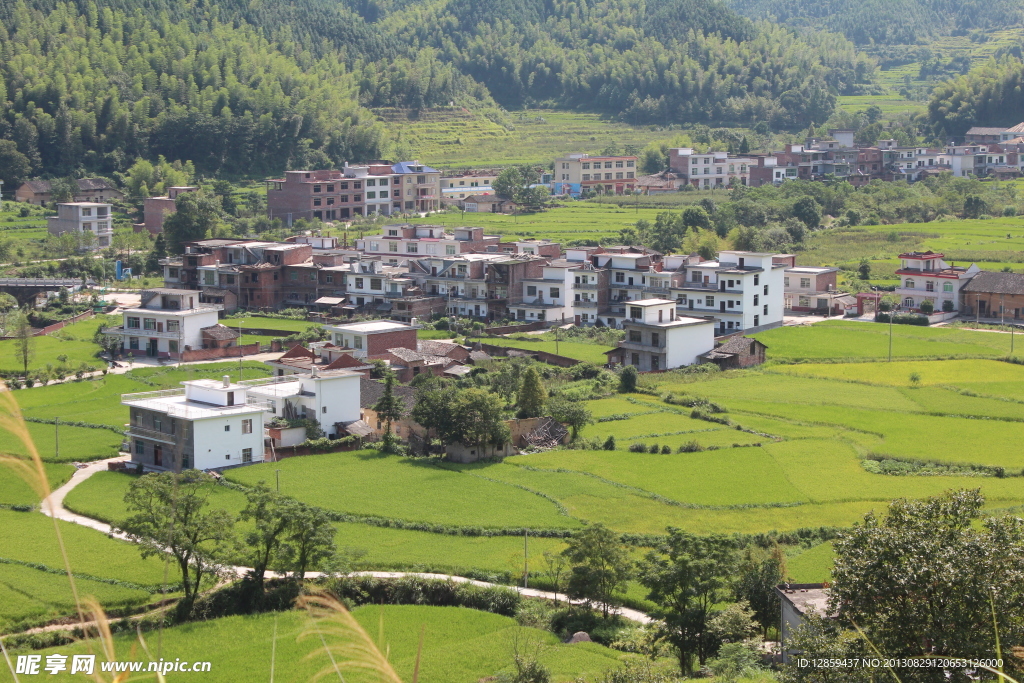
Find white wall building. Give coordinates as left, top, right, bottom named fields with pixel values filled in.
left=325, top=319, right=419, bottom=359
left=47, top=202, right=113, bottom=249
left=895, top=251, right=979, bottom=313
left=103, top=288, right=222, bottom=359
left=606, top=299, right=715, bottom=371
left=122, top=376, right=268, bottom=471
left=245, top=369, right=362, bottom=440
left=670, top=251, right=786, bottom=335
left=512, top=261, right=577, bottom=324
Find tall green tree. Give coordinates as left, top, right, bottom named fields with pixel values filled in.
left=239, top=483, right=295, bottom=591
left=13, top=312, right=34, bottom=376
left=413, top=386, right=510, bottom=452
left=563, top=523, right=632, bottom=618
left=163, top=191, right=222, bottom=254
left=734, top=544, right=786, bottom=637
left=282, top=503, right=337, bottom=579
left=830, top=489, right=1024, bottom=682
left=547, top=395, right=593, bottom=441
left=516, top=367, right=546, bottom=418
left=0, top=141, right=31, bottom=189
left=618, top=365, right=639, bottom=393
left=639, top=530, right=737, bottom=676
left=372, top=371, right=406, bottom=451
left=119, top=471, right=236, bottom=613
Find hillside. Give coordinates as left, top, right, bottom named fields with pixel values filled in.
left=0, top=0, right=876, bottom=180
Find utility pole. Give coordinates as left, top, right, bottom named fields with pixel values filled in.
left=523, top=529, right=528, bottom=589
left=55, top=417, right=59, bottom=461
left=888, top=305, right=893, bottom=362
left=276, top=469, right=281, bottom=493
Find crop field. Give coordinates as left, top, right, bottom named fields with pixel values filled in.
left=0, top=202, right=50, bottom=262
left=221, top=316, right=319, bottom=333
left=835, top=94, right=924, bottom=117
left=751, top=320, right=1015, bottom=361
left=3, top=422, right=123, bottom=463
left=224, top=451, right=577, bottom=529
left=482, top=337, right=612, bottom=364
left=0, top=562, right=152, bottom=632
left=385, top=106, right=677, bottom=169
left=0, top=461, right=74, bottom=506
left=404, top=202, right=669, bottom=245
left=786, top=542, right=835, bottom=584
left=0, top=314, right=122, bottom=373
left=34, top=605, right=629, bottom=683
left=0, top=510, right=169, bottom=587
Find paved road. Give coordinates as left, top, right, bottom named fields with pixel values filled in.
left=38, top=457, right=655, bottom=627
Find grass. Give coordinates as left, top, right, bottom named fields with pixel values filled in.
left=221, top=315, right=318, bottom=333
left=33, top=605, right=629, bottom=682
left=752, top=320, right=1016, bottom=361
left=482, top=336, right=612, bottom=364
left=223, top=450, right=578, bottom=529
left=786, top=542, right=835, bottom=584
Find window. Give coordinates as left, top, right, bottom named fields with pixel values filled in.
left=549, top=288, right=560, bottom=299
left=799, top=296, right=811, bottom=307
left=753, top=275, right=759, bottom=285
left=389, top=242, right=398, bottom=252
left=527, top=285, right=537, bottom=296
left=446, top=245, right=457, bottom=255
left=354, top=195, right=362, bottom=202
left=354, top=336, right=363, bottom=349
left=135, top=441, right=145, bottom=455
left=143, top=318, right=156, bottom=330
left=367, top=191, right=376, bottom=199
left=904, top=297, right=915, bottom=308
left=615, top=272, right=625, bottom=283
left=366, top=179, right=376, bottom=187
left=582, top=162, right=590, bottom=169
left=127, top=317, right=140, bottom=329
left=943, top=282, right=953, bottom=292
left=905, top=279, right=915, bottom=289
left=754, top=295, right=759, bottom=305
left=224, top=424, right=230, bottom=432
left=313, top=185, right=322, bottom=193
left=615, top=172, right=623, bottom=179
left=406, top=243, right=418, bottom=253
left=764, top=304, right=768, bottom=315
left=290, top=271, right=298, bottom=281
left=629, top=330, right=642, bottom=342
left=313, top=198, right=321, bottom=206
left=355, top=277, right=364, bottom=289
left=754, top=315, right=760, bottom=326
left=582, top=174, right=591, bottom=181
left=630, top=306, right=642, bottom=319
left=705, top=296, right=714, bottom=307
left=242, top=419, right=252, bottom=434
left=626, top=172, right=634, bottom=179
left=800, top=278, right=811, bottom=288
left=242, top=448, right=252, bottom=463
left=167, top=320, right=180, bottom=332
left=615, top=161, right=623, bottom=168
left=370, top=278, right=382, bottom=290
left=626, top=160, right=634, bottom=167
left=604, top=162, right=613, bottom=169
left=651, top=332, right=659, bottom=346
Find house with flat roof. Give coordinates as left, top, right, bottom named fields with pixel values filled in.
left=122, top=376, right=269, bottom=471
left=776, top=583, right=832, bottom=664
left=325, top=319, right=419, bottom=359
left=895, top=251, right=978, bottom=313
left=245, top=369, right=364, bottom=444
left=47, top=202, right=113, bottom=249
left=103, top=288, right=223, bottom=359
left=605, top=299, right=715, bottom=371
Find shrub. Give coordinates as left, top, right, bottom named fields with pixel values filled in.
left=628, top=443, right=647, bottom=453
left=942, top=299, right=954, bottom=312
left=919, top=299, right=934, bottom=315
left=678, top=440, right=703, bottom=453
left=618, top=365, right=638, bottom=393
left=648, top=443, right=660, bottom=454
left=603, top=435, right=616, bottom=450
left=875, top=312, right=929, bottom=326
left=660, top=445, right=671, bottom=454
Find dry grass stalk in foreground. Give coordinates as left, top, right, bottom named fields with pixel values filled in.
left=298, top=589, right=406, bottom=683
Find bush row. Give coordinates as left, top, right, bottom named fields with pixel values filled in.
left=22, top=416, right=126, bottom=435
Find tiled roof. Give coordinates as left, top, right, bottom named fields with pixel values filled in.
left=417, top=340, right=465, bottom=357
left=388, top=347, right=425, bottom=363
left=19, top=178, right=116, bottom=193
left=359, top=377, right=417, bottom=412
left=279, top=344, right=317, bottom=360
left=966, top=127, right=1007, bottom=135
left=200, top=324, right=241, bottom=341
left=392, top=161, right=439, bottom=174
left=1005, top=122, right=1024, bottom=134
left=962, top=271, right=1024, bottom=295
left=711, top=335, right=765, bottom=356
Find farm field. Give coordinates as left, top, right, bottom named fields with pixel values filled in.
left=786, top=542, right=835, bottom=584
left=0, top=314, right=120, bottom=373
left=32, top=605, right=630, bottom=683
left=386, top=107, right=678, bottom=169
left=0, top=461, right=74, bottom=506
left=221, top=316, right=318, bottom=333
left=224, top=451, right=578, bottom=529
left=751, top=320, right=1016, bottom=361
left=481, top=336, right=612, bottom=364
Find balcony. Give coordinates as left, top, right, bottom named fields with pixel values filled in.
left=574, top=282, right=601, bottom=289
left=573, top=300, right=599, bottom=307
left=675, top=282, right=743, bottom=293
left=128, top=426, right=183, bottom=445
left=618, top=340, right=666, bottom=351
left=104, top=326, right=183, bottom=340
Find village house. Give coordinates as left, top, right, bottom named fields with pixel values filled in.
left=960, top=271, right=1024, bottom=320
left=134, top=186, right=198, bottom=234
left=47, top=202, right=113, bottom=249
left=895, top=251, right=978, bottom=313
left=16, top=178, right=123, bottom=205
left=776, top=583, right=832, bottom=664
left=102, top=288, right=227, bottom=359
left=551, top=153, right=638, bottom=197
left=698, top=335, right=767, bottom=369
left=325, top=319, right=418, bottom=359
left=122, top=376, right=269, bottom=471
left=245, top=369, right=365, bottom=446
left=605, top=298, right=716, bottom=371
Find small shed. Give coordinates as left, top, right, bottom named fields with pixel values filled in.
left=698, top=336, right=767, bottom=369
left=201, top=324, right=241, bottom=349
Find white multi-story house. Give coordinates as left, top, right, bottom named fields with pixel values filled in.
left=325, top=319, right=419, bottom=359
left=605, top=299, right=715, bottom=371
left=551, top=154, right=638, bottom=197
left=343, top=163, right=395, bottom=216
left=47, top=202, right=113, bottom=249
left=103, top=288, right=224, bottom=359
left=668, top=148, right=757, bottom=189
left=511, top=261, right=579, bottom=324
left=245, top=369, right=363, bottom=444
left=355, top=225, right=500, bottom=263
left=895, top=251, right=979, bottom=313
left=669, top=251, right=785, bottom=335
left=122, top=376, right=269, bottom=471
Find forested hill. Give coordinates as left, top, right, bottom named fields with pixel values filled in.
left=0, top=0, right=875, bottom=179
left=727, top=0, right=1024, bottom=46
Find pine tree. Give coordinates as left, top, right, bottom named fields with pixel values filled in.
left=739, top=136, right=750, bottom=154
left=516, top=367, right=546, bottom=418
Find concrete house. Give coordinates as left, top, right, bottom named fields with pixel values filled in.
left=326, top=319, right=418, bottom=359
left=670, top=251, right=785, bottom=335
left=512, top=260, right=581, bottom=324
left=605, top=299, right=715, bottom=371
left=776, top=583, right=831, bottom=664
left=245, top=369, right=364, bottom=445
left=47, top=202, right=113, bottom=249
left=895, top=251, right=978, bottom=313
left=16, top=178, right=123, bottom=205
left=551, top=154, right=638, bottom=197
left=103, top=288, right=222, bottom=359
left=135, top=186, right=198, bottom=234
left=122, top=376, right=268, bottom=471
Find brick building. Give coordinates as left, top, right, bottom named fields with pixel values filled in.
left=961, top=271, right=1024, bottom=320
left=325, top=320, right=419, bottom=359
left=135, top=186, right=198, bottom=234
left=16, top=178, right=123, bottom=205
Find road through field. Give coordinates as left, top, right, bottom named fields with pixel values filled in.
left=37, top=456, right=654, bottom=628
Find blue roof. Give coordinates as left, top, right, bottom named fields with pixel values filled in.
left=392, top=161, right=439, bottom=174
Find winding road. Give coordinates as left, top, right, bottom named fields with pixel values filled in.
left=38, top=456, right=654, bottom=627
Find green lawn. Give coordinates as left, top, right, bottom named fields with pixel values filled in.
left=223, top=450, right=578, bottom=530
left=0, top=315, right=121, bottom=373
left=786, top=542, right=835, bottom=584
left=222, top=316, right=318, bottom=333
left=483, top=336, right=612, bottom=364
left=33, top=605, right=630, bottom=683
left=752, top=320, right=1015, bottom=361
